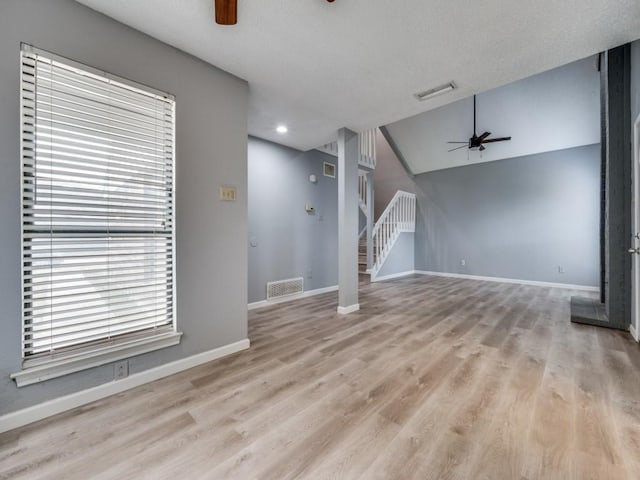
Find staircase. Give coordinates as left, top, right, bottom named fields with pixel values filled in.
left=317, top=128, right=416, bottom=279
left=370, top=191, right=416, bottom=279
left=358, top=170, right=372, bottom=274
left=358, top=240, right=367, bottom=273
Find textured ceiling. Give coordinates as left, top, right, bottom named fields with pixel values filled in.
left=75, top=0, right=640, bottom=151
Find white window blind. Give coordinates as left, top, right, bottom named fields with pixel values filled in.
left=20, top=45, right=176, bottom=364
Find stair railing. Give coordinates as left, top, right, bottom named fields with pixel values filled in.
left=313, top=128, right=377, bottom=170
left=358, top=172, right=368, bottom=212
left=358, top=129, right=377, bottom=169
left=371, top=191, right=416, bottom=277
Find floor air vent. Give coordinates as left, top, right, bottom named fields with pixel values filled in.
left=267, top=277, right=304, bottom=300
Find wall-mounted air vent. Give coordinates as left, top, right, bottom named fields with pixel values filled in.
left=267, top=277, right=304, bottom=300
left=323, top=162, right=336, bottom=178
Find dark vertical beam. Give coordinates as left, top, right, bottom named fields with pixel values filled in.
left=599, top=52, right=607, bottom=303
left=572, top=44, right=631, bottom=330
left=604, top=44, right=632, bottom=329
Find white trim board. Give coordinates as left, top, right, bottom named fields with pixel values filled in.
left=248, top=285, right=338, bottom=310
left=415, top=271, right=599, bottom=292
left=337, top=304, right=360, bottom=315
left=631, top=324, right=639, bottom=343
left=371, top=270, right=417, bottom=282
left=0, top=339, right=250, bottom=434
left=11, top=332, right=183, bottom=388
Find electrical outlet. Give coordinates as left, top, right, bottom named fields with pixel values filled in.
left=306, top=269, right=313, bottom=279
left=114, top=360, right=129, bottom=380
left=558, top=266, right=565, bottom=274
left=460, top=259, right=466, bottom=267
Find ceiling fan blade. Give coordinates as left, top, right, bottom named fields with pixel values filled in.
left=215, top=0, right=237, bottom=25
left=482, top=136, right=512, bottom=143
left=477, top=131, right=491, bottom=142
left=448, top=145, right=468, bottom=152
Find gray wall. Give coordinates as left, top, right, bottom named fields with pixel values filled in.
left=248, top=138, right=338, bottom=303
left=376, top=233, right=415, bottom=278
left=414, top=145, right=600, bottom=287
left=374, top=129, right=416, bottom=220
left=0, top=0, right=248, bottom=415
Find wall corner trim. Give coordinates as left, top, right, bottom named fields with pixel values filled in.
left=0, top=339, right=250, bottom=434
left=337, top=304, right=360, bottom=315
left=248, top=285, right=339, bottom=310
left=631, top=324, right=639, bottom=342
left=414, top=271, right=600, bottom=292
left=371, top=270, right=417, bottom=282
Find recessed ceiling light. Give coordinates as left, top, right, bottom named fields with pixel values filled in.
left=414, top=82, right=456, bottom=101
left=276, top=125, right=288, bottom=134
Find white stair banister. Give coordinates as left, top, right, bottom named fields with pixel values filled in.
left=358, top=172, right=368, bottom=211
left=371, top=191, right=416, bottom=278
left=317, top=128, right=377, bottom=169
left=358, top=129, right=377, bottom=170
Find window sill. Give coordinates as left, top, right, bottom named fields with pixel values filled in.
left=10, top=331, right=183, bottom=388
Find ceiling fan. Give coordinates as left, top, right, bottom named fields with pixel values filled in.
left=215, top=0, right=335, bottom=25
left=447, top=95, right=511, bottom=152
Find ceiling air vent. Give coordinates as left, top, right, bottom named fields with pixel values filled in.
left=267, top=277, right=304, bottom=300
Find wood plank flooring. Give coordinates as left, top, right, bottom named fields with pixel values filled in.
left=1, top=275, right=640, bottom=479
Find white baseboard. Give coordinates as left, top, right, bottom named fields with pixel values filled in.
left=0, top=339, right=250, bottom=434
left=631, top=324, right=639, bottom=342
left=248, top=285, right=338, bottom=310
left=337, top=304, right=360, bottom=315
left=414, top=271, right=599, bottom=292
left=371, top=270, right=417, bottom=282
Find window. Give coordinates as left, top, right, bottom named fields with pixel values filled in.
left=15, top=45, right=179, bottom=385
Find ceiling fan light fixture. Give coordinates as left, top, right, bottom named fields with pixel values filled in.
left=414, top=82, right=456, bottom=101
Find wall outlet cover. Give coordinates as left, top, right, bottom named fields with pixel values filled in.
left=114, top=360, right=129, bottom=380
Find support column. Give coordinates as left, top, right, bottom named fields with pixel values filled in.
left=603, top=44, right=632, bottom=328
left=571, top=44, right=631, bottom=330
left=366, top=170, right=374, bottom=270
left=337, top=128, right=360, bottom=314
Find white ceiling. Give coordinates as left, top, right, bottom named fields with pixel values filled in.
left=76, top=0, right=640, bottom=151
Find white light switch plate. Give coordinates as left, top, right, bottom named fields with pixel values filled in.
left=219, top=186, right=237, bottom=201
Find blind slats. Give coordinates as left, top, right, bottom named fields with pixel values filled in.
left=21, top=46, right=176, bottom=360
left=26, top=290, right=173, bottom=316
left=25, top=283, right=173, bottom=309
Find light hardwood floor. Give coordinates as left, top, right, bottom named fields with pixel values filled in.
left=1, top=275, right=640, bottom=479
